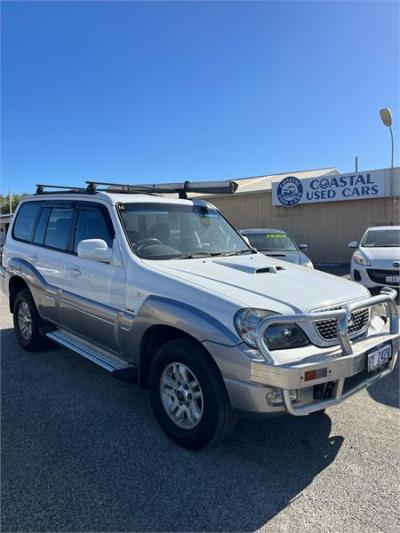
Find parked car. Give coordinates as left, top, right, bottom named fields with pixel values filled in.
left=240, top=228, right=313, bottom=268
left=1, top=181, right=398, bottom=449
left=348, top=226, right=400, bottom=289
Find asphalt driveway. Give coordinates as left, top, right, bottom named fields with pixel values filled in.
left=1, top=290, right=399, bottom=532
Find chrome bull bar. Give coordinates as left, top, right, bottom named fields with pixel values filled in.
left=255, top=287, right=399, bottom=364
left=254, top=287, right=399, bottom=416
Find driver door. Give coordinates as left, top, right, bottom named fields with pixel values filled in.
left=60, top=203, right=126, bottom=353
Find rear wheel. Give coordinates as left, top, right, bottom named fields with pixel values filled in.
left=149, top=338, right=238, bottom=449
left=13, top=289, right=48, bottom=351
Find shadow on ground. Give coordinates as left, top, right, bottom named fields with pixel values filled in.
left=367, top=360, right=399, bottom=409
left=1, top=328, right=343, bottom=532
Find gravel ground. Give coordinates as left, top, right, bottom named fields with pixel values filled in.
left=1, top=280, right=399, bottom=533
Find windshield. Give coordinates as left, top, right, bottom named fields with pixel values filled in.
left=362, top=229, right=400, bottom=248
left=119, top=202, right=252, bottom=259
left=244, top=231, right=297, bottom=252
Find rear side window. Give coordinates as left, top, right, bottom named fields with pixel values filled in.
left=13, top=203, right=41, bottom=242
left=44, top=207, right=74, bottom=250
left=74, top=209, right=113, bottom=251
left=33, top=207, right=51, bottom=245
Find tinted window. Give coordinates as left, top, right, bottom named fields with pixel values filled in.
left=13, top=203, right=41, bottom=242
left=33, top=207, right=51, bottom=244
left=74, top=209, right=113, bottom=251
left=44, top=207, right=74, bottom=250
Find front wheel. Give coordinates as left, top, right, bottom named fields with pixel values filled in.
left=149, top=338, right=238, bottom=449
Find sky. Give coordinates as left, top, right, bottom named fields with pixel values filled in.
left=1, top=0, right=399, bottom=195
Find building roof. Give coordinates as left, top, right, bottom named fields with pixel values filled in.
left=230, top=167, right=339, bottom=194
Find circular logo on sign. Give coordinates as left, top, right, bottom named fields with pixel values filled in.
left=277, top=176, right=303, bottom=206
left=319, top=178, right=330, bottom=189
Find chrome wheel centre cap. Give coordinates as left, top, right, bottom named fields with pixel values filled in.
left=176, top=386, right=192, bottom=403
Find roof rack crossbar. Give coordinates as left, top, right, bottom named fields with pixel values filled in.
left=35, top=184, right=89, bottom=195
left=85, top=180, right=238, bottom=198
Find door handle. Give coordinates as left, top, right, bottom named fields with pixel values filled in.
left=29, top=255, right=39, bottom=264
left=66, top=266, right=81, bottom=277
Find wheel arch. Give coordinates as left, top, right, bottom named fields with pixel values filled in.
left=133, top=295, right=241, bottom=388
left=139, top=325, right=224, bottom=389
left=9, top=275, right=30, bottom=312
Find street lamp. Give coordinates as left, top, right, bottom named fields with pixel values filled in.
left=379, top=107, right=394, bottom=169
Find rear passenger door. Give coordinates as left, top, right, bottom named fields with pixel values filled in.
left=60, top=203, right=126, bottom=353
left=11, top=201, right=75, bottom=323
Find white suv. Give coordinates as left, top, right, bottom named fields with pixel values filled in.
left=1, top=181, right=398, bottom=449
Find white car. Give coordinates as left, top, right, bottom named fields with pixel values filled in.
left=0, top=181, right=398, bottom=449
left=349, top=226, right=400, bottom=290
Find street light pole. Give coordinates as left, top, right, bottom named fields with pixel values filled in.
left=379, top=107, right=394, bottom=170
left=379, top=108, right=396, bottom=224
left=389, top=125, right=394, bottom=169
left=9, top=191, right=13, bottom=215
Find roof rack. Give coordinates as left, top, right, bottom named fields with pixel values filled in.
left=85, top=180, right=238, bottom=198
left=35, top=184, right=89, bottom=195
left=35, top=180, right=238, bottom=199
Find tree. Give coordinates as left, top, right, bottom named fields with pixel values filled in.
left=0, top=193, right=28, bottom=214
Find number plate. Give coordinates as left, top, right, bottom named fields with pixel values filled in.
left=386, top=275, right=400, bottom=284
left=367, top=342, right=392, bottom=372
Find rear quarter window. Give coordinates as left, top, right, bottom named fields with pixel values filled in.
left=13, top=202, right=41, bottom=242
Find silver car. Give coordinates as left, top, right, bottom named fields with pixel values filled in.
left=240, top=228, right=313, bottom=268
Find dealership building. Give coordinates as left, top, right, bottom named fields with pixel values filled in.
left=202, top=166, right=400, bottom=265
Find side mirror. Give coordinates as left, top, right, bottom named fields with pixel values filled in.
left=242, top=235, right=251, bottom=246
left=348, top=241, right=358, bottom=249
left=77, top=239, right=113, bottom=263
left=299, top=243, right=308, bottom=251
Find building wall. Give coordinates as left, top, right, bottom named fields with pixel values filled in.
left=206, top=192, right=398, bottom=264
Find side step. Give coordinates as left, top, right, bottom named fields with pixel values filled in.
left=46, top=329, right=138, bottom=380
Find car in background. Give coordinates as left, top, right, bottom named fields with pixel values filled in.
left=240, top=228, right=313, bottom=268
left=348, top=226, right=400, bottom=289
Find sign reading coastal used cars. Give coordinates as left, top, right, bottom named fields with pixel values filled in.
left=272, top=169, right=386, bottom=207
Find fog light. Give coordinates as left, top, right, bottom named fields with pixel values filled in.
left=266, top=389, right=297, bottom=406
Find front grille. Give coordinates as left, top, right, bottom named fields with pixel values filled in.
left=367, top=269, right=400, bottom=285
left=315, top=307, right=370, bottom=341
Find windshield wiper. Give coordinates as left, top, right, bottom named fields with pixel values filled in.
left=174, top=251, right=223, bottom=259
left=218, top=249, right=256, bottom=257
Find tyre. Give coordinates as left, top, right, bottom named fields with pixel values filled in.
left=13, top=289, right=48, bottom=351
left=310, top=409, right=326, bottom=416
left=149, top=338, right=238, bottom=449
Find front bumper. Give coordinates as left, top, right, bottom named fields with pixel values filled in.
left=247, top=288, right=398, bottom=415
left=351, top=263, right=400, bottom=289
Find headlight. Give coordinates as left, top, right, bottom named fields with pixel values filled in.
left=234, top=308, right=272, bottom=347
left=299, top=256, right=314, bottom=268
left=353, top=251, right=371, bottom=266
left=371, top=303, right=387, bottom=321
left=234, top=308, right=310, bottom=350
left=303, top=259, right=314, bottom=269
